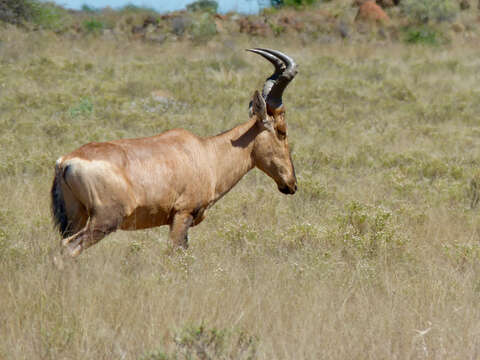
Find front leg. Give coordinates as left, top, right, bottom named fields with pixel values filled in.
left=169, top=211, right=193, bottom=248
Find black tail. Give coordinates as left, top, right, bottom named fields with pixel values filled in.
left=51, top=166, right=70, bottom=238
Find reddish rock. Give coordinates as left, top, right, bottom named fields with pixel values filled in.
left=214, top=18, right=225, bottom=34
left=353, top=0, right=398, bottom=8
left=355, top=1, right=390, bottom=23
left=214, top=14, right=228, bottom=21
left=237, top=17, right=270, bottom=36
left=278, top=14, right=304, bottom=32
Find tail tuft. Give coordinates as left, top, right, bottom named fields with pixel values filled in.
left=51, top=166, right=70, bottom=238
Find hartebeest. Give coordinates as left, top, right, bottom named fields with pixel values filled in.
left=51, top=48, right=298, bottom=257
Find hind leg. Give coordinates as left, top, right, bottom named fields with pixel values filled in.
left=60, top=179, right=89, bottom=237
left=62, top=214, right=121, bottom=257
left=53, top=225, right=95, bottom=268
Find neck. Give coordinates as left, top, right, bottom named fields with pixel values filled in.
left=206, top=118, right=258, bottom=201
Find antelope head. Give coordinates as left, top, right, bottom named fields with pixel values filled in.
left=248, top=48, right=298, bottom=195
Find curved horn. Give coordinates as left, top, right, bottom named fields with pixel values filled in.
left=247, top=48, right=298, bottom=109
left=246, top=48, right=285, bottom=99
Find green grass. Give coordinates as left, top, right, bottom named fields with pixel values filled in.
left=1, top=26, right=480, bottom=359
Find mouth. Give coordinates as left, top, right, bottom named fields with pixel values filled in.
left=278, top=184, right=297, bottom=195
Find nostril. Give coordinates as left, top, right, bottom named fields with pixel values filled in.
left=294, top=184, right=298, bottom=191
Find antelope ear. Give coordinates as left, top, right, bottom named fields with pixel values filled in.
left=251, top=90, right=267, bottom=123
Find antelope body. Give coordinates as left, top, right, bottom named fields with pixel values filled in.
left=51, top=49, right=298, bottom=257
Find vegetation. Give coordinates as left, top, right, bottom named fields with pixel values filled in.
left=402, top=24, right=442, bottom=45
left=0, top=0, right=35, bottom=24
left=274, top=0, right=319, bottom=8
left=401, top=0, right=459, bottom=23
left=0, top=0, right=71, bottom=29
left=186, top=0, right=218, bottom=14
left=141, top=324, right=257, bottom=359
left=82, top=18, right=105, bottom=34
left=1, top=0, right=480, bottom=359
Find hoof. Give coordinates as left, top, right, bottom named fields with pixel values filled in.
left=52, top=253, right=65, bottom=270
left=67, top=243, right=83, bottom=258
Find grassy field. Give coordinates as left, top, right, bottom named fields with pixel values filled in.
left=1, top=22, right=480, bottom=359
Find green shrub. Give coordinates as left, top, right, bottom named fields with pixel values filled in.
left=189, top=13, right=217, bottom=43
left=30, top=2, right=68, bottom=31
left=403, top=25, right=440, bottom=45
left=69, top=97, right=93, bottom=118
left=120, top=4, right=156, bottom=13
left=401, top=0, right=458, bottom=23
left=141, top=324, right=257, bottom=360
left=270, top=0, right=319, bottom=8
left=337, top=201, right=408, bottom=263
left=81, top=4, right=97, bottom=13
left=0, top=0, right=70, bottom=31
left=186, top=0, right=218, bottom=13
left=171, top=15, right=191, bottom=36
left=83, top=18, right=104, bottom=34
left=269, top=21, right=286, bottom=36
left=0, top=0, right=35, bottom=24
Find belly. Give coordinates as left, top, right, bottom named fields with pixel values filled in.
left=120, top=206, right=170, bottom=230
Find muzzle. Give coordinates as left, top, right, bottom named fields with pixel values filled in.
left=278, top=183, right=297, bottom=195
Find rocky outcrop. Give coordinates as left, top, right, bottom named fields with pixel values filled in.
left=355, top=1, right=390, bottom=23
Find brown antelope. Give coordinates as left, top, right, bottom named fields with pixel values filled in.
left=51, top=48, right=298, bottom=257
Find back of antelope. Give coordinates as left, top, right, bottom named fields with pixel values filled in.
left=51, top=48, right=298, bottom=258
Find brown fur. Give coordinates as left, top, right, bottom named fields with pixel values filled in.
left=51, top=90, right=297, bottom=257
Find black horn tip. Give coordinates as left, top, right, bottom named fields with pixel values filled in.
left=247, top=48, right=285, bottom=74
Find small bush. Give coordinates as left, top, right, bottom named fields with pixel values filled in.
left=120, top=4, right=156, bottom=13
left=142, top=324, right=257, bottom=360
left=401, top=0, right=458, bottom=23
left=81, top=4, right=97, bottom=13
left=69, top=97, right=93, bottom=118
left=0, top=0, right=70, bottom=31
left=189, top=13, right=217, bottom=43
left=83, top=18, right=105, bottom=34
left=186, top=0, right=218, bottom=13
left=269, top=21, right=286, bottom=36
left=0, top=0, right=35, bottom=24
left=171, top=16, right=191, bottom=36
left=403, top=25, right=440, bottom=45
left=271, top=0, right=319, bottom=8
left=337, top=201, right=408, bottom=263
left=30, top=2, right=68, bottom=31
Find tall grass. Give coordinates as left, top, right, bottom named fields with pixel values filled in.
left=1, top=26, right=480, bottom=359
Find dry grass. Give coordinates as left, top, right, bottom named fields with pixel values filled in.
left=1, top=25, right=480, bottom=359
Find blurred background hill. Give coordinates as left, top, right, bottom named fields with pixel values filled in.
left=1, top=0, right=479, bottom=45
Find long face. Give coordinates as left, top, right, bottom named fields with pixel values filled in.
left=255, top=109, right=296, bottom=195
left=251, top=94, right=297, bottom=195
left=247, top=48, right=298, bottom=195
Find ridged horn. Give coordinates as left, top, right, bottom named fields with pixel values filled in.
left=247, top=48, right=298, bottom=109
